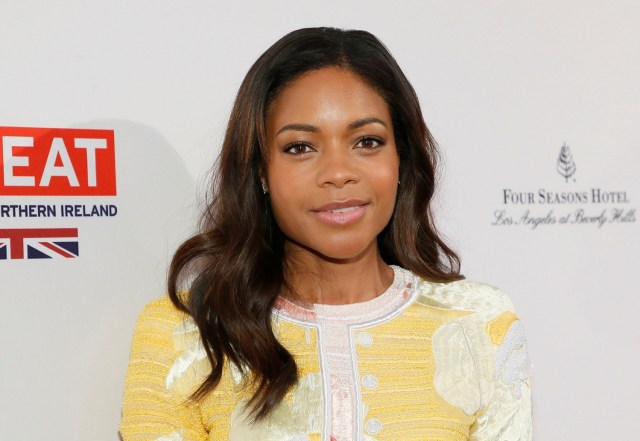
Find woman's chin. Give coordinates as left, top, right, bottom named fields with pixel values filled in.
left=285, top=237, right=378, bottom=265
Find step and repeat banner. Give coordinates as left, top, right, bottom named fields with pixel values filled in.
left=1, top=2, right=638, bottom=440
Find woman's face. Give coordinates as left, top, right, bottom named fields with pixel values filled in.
left=265, top=67, right=399, bottom=262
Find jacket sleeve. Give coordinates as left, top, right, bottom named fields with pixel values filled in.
left=469, top=307, right=533, bottom=441
left=119, top=297, right=209, bottom=441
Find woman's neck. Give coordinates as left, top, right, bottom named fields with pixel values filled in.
left=283, top=242, right=394, bottom=305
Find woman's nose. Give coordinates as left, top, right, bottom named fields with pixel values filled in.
left=316, top=147, right=360, bottom=188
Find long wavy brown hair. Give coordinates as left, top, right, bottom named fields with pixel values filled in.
left=168, top=27, right=462, bottom=420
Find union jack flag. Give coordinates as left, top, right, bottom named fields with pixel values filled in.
left=0, top=228, right=79, bottom=260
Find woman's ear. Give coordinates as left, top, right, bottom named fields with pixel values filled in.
left=258, top=169, right=269, bottom=194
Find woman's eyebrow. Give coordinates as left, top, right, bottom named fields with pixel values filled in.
left=276, top=123, right=318, bottom=135
left=276, top=117, right=387, bottom=136
left=348, top=117, right=387, bottom=130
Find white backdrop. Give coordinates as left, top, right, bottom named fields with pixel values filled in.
left=1, top=1, right=638, bottom=440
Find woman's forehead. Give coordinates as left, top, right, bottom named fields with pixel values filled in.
left=266, top=67, right=391, bottom=133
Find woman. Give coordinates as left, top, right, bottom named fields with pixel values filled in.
left=120, top=27, right=532, bottom=441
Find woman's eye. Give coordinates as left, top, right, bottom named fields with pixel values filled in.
left=283, top=143, right=314, bottom=155
left=355, top=137, right=384, bottom=150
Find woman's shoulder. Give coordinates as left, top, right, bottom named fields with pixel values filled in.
left=129, top=295, right=192, bottom=346
left=135, top=293, right=187, bottom=321
left=127, top=295, right=210, bottom=395
left=413, top=278, right=532, bottom=431
left=142, top=293, right=182, bottom=310
left=414, top=278, right=515, bottom=315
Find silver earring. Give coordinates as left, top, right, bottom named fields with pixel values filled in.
left=261, top=180, right=269, bottom=194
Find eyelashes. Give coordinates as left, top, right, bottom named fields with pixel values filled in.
left=282, top=136, right=386, bottom=155
left=283, top=142, right=314, bottom=155
left=355, top=136, right=385, bottom=150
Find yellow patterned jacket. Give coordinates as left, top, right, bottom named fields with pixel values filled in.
left=119, top=275, right=532, bottom=441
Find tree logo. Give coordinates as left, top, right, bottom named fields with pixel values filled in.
left=557, top=142, right=576, bottom=182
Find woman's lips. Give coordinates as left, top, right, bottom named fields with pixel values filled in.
left=312, top=200, right=368, bottom=225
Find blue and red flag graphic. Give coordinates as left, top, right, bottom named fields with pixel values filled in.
left=0, top=228, right=78, bottom=260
